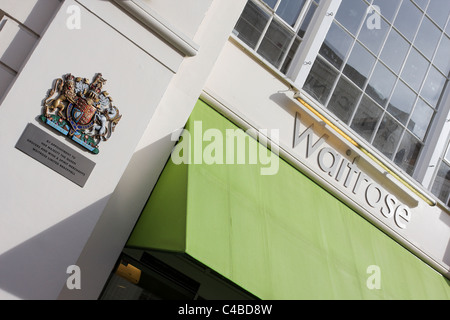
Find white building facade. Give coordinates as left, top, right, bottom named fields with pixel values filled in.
left=0, top=0, right=449, bottom=300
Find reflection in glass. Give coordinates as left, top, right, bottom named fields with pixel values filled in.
left=358, top=15, right=389, bottom=55
left=263, top=0, right=278, bottom=9
left=257, top=19, right=294, bottom=67
left=394, top=131, right=422, bottom=175
left=276, top=0, right=307, bottom=27
left=387, top=80, right=417, bottom=125
left=372, top=0, right=402, bottom=22
left=426, top=0, right=450, bottom=28
left=380, top=29, right=410, bottom=73
left=401, top=48, right=429, bottom=91
left=328, top=78, right=362, bottom=124
left=343, top=42, right=376, bottom=88
left=394, top=0, right=422, bottom=41
left=303, top=58, right=339, bottom=105
left=234, top=2, right=270, bottom=49
left=335, top=0, right=368, bottom=35
left=366, top=62, right=396, bottom=107
left=415, top=16, right=442, bottom=60
left=319, top=22, right=354, bottom=69
left=351, top=95, right=383, bottom=142
left=373, top=114, right=403, bottom=159
left=421, top=67, right=447, bottom=108
left=408, top=99, right=434, bottom=141
left=434, top=36, right=450, bottom=76
left=281, top=37, right=301, bottom=73
left=431, top=161, right=450, bottom=206
left=298, top=1, right=318, bottom=38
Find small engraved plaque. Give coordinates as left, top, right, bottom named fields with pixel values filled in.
left=15, top=123, right=96, bottom=187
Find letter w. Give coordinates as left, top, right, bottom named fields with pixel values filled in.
left=293, top=113, right=328, bottom=158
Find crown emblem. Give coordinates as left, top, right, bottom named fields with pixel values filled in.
left=40, top=73, right=122, bottom=154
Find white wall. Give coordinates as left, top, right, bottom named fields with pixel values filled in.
left=0, top=0, right=179, bottom=299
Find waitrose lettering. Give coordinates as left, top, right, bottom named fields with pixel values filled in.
left=293, top=113, right=411, bottom=230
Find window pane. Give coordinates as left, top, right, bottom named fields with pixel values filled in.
left=373, top=114, right=403, bottom=159
left=380, top=29, right=410, bottom=73
left=434, top=36, right=450, bottom=76
left=373, top=0, right=402, bottom=22
left=263, top=0, right=278, bottom=9
left=413, top=0, right=429, bottom=11
left=281, top=37, right=301, bottom=73
left=328, top=78, right=362, bottom=124
left=303, top=58, right=339, bottom=105
left=394, top=131, right=422, bottom=175
left=387, top=80, right=417, bottom=125
left=421, top=66, right=447, bottom=108
left=401, top=48, right=429, bottom=91
left=415, top=16, right=442, bottom=60
left=257, top=19, right=294, bottom=67
left=335, top=0, right=368, bottom=35
left=319, top=22, right=354, bottom=69
left=408, top=99, right=434, bottom=140
left=298, top=1, right=318, bottom=38
left=426, top=0, right=450, bottom=29
left=351, top=95, right=384, bottom=142
left=366, top=62, right=396, bottom=107
left=358, top=15, right=389, bottom=55
left=394, top=0, right=422, bottom=42
left=276, top=0, right=307, bottom=27
left=234, top=1, right=270, bottom=49
left=343, top=42, right=376, bottom=88
left=432, top=162, right=450, bottom=206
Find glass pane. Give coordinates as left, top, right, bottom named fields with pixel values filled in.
left=387, top=80, right=417, bottom=125
left=366, top=62, right=396, bottom=107
left=421, top=66, right=447, bottom=107
left=446, top=145, right=450, bottom=162
left=263, top=0, right=278, bottom=9
left=351, top=95, right=384, bottom=142
left=372, top=0, right=402, bottom=22
left=281, top=37, right=301, bottom=73
left=276, top=0, right=307, bottom=27
left=394, top=131, right=422, bottom=175
left=335, top=0, right=368, bottom=35
left=401, top=48, right=429, bottom=91
left=343, top=42, right=376, bottom=88
left=298, top=1, right=318, bottom=38
left=319, top=22, right=354, bottom=69
left=415, top=16, right=442, bottom=60
left=358, top=15, right=389, bottom=55
left=434, top=36, right=450, bottom=76
left=413, top=0, right=429, bottom=11
left=408, top=99, right=434, bottom=140
left=257, top=19, right=294, bottom=67
left=328, top=77, right=362, bottom=124
left=380, top=29, right=410, bottom=73
left=394, top=0, right=422, bottom=42
left=234, top=1, right=270, bottom=49
left=373, top=113, right=403, bottom=159
left=426, top=0, right=450, bottom=29
left=303, top=58, right=339, bottom=105
left=431, top=162, right=450, bottom=206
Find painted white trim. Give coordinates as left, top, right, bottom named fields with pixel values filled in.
left=112, top=0, right=199, bottom=57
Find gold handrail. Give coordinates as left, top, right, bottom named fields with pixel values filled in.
left=294, top=93, right=436, bottom=207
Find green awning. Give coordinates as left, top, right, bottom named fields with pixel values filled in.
left=127, top=99, right=450, bottom=300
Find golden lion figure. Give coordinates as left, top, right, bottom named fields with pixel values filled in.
left=44, top=74, right=77, bottom=118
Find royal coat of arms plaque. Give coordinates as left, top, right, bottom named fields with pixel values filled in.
left=41, top=73, right=122, bottom=154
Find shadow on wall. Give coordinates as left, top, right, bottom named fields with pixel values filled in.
left=57, top=130, right=180, bottom=300
left=0, top=195, right=111, bottom=300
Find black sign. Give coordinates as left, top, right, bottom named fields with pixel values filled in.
left=15, top=123, right=96, bottom=187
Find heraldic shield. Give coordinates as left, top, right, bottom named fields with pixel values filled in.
left=40, top=73, right=122, bottom=154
